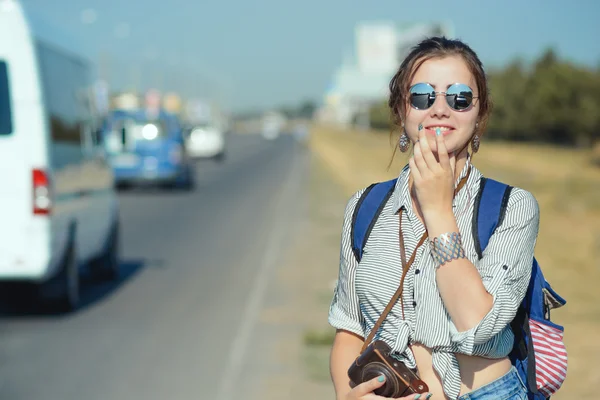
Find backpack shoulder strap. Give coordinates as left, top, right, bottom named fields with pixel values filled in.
left=473, top=177, right=513, bottom=259
left=351, top=178, right=397, bottom=262
left=475, top=178, right=548, bottom=396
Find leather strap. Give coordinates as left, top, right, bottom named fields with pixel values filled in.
left=361, top=210, right=426, bottom=353
left=360, top=166, right=472, bottom=353
left=398, top=212, right=427, bottom=321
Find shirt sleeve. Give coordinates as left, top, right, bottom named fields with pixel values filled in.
left=450, top=188, right=540, bottom=353
left=328, top=189, right=366, bottom=338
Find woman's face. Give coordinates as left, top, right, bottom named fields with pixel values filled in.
left=403, top=55, right=480, bottom=155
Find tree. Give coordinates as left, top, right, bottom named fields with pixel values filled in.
left=369, top=100, right=392, bottom=130
left=487, top=59, right=531, bottom=141
left=369, top=48, right=600, bottom=148
left=487, top=48, right=600, bottom=147
left=297, top=100, right=317, bottom=119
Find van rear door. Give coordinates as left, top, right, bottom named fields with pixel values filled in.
left=0, top=59, right=32, bottom=220
left=0, top=58, right=46, bottom=272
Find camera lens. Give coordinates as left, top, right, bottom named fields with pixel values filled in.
left=362, top=362, right=399, bottom=397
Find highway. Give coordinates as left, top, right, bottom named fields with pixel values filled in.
left=0, top=134, right=309, bottom=400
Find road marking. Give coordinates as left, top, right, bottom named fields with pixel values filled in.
left=216, top=145, right=303, bottom=400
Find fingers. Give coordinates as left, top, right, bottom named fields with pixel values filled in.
left=413, top=142, right=428, bottom=177
left=352, top=375, right=434, bottom=400
left=417, top=125, right=440, bottom=171
left=397, top=393, right=434, bottom=399
left=353, top=375, right=387, bottom=397
left=435, top=131, right=450, bottom=170
left=369, top=392, right=433, bottom=400
left=409, top=156, right=422, bottom=183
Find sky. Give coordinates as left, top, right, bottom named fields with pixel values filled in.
left=16, top=0, right=600, bottom=112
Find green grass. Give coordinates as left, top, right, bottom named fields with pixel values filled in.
left=303, top=328, right=336, bottom=347
left=302, top=328, right=336, bottom=382
left=303, top=345, right=333, bottom=382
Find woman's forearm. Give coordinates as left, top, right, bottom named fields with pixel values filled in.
left=330, top=330, right=363, bottom=399
left=426, top=211, right=493, bottom=332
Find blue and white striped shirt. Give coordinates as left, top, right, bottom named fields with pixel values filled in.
left=328, top=158, right=540, bottom=399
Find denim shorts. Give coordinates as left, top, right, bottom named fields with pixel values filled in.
left=457, top=367, right=527, bottom=400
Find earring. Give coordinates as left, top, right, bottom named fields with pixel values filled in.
left=471, top=134, right=480, bottom=153
left=399, top=132, right=410, bottom=153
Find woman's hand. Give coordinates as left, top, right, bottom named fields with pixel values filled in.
left=344, top=375, right=433, bottom=400
left=409, top=126, right=456, bottom=225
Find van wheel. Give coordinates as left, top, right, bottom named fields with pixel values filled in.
left=90, top=220, right=120, bottom=282
left=50, top=243, right=80, bottom=313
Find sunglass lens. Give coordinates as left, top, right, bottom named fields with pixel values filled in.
left=410, top=83, right=434, bottom=109
left=446, top=84, right=473, bottom=110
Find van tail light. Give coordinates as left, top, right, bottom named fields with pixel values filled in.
left=32, top=168, right=52, bottom=215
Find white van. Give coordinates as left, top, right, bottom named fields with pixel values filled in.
left=0, top=1, right=120, bottom=312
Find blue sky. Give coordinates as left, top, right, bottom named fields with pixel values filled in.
left=19, top=0, right=600, bottom=112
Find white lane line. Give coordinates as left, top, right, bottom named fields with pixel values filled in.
left=216, top=146, right=302, bottom=400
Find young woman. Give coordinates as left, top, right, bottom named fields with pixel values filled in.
left=328, top=37, right=538, bottom=400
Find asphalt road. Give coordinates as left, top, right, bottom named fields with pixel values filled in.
left=0, top=134, right=309, bottom=400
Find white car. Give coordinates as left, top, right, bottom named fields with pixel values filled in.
left=0, top=1, right=120, bottom=312
left=184, top=122, right=226, bottom=162
left=261, top=111, right=286, bottom=140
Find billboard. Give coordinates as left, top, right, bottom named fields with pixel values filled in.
left=355, top=22, right=398, bottom=74
left=396, top=22, right=454, bottom=61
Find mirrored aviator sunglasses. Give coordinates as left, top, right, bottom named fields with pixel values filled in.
left=409, top=83, right=478, bottom=111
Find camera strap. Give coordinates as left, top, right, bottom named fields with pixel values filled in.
left=360, top=168, right=471, bottom=354
left=360, top=209, right=427, bottom=353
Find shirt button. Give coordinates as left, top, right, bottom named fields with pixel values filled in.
left=503, top=265, right=508, bottom=270
left=412, top=301, right=417, bottom=307
left=415, top=269, right=420, bottom=274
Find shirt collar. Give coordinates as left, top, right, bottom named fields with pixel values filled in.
left=391, top=153, right=480, bottom=215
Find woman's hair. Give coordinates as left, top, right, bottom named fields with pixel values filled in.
left=388, top=36, right=492, bottom=135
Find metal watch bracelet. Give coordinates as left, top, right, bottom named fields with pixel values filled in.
left=431, top=232, right=466, bottom=268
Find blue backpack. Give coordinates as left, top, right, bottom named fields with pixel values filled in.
left=351, top=177, right=568, bottom=399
